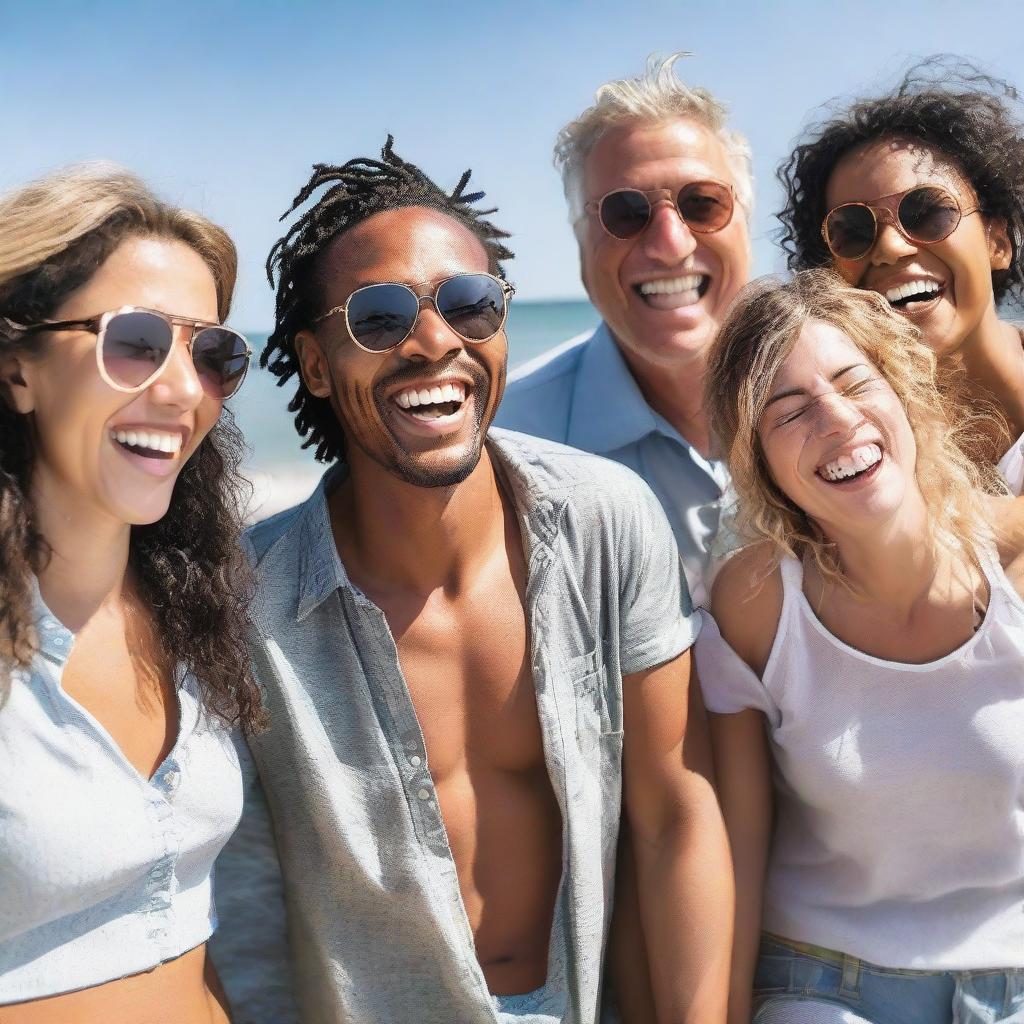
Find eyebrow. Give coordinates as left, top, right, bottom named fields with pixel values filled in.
left=764, top=363, right=868, bottom=409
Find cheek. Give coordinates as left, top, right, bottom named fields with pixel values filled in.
left=832, top=257, right=863, bottom=285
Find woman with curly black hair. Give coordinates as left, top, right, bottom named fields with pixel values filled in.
left=0, top=164, right=264, bottom=1022
left=778, top=58, right=1024, bottom=490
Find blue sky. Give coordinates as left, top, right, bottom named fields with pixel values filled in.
left=2, top=0, right=1022, bottom=329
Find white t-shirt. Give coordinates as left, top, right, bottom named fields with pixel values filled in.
left=697, top=552, right=1024, bottom=971
left=998, top=431, right=1024, bottom=494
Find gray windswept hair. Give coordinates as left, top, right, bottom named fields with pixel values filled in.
left=554, top=52, right=754, bottom=228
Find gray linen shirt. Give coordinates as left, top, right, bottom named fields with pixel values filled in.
left=212, top=428, right=699, bottom=1024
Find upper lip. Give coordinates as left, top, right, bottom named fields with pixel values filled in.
left=384, top=375, right=473, bottom=402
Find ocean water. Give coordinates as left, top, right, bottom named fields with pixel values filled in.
left=228, top=299, right=598, bottom=515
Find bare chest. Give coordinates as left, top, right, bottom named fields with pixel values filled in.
left=385, top=571, right=543, bottom=780
left=60, top=613, right=178, bottom=780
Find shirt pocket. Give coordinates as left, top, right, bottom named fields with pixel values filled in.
left=570, top=647, right=622, bottom=753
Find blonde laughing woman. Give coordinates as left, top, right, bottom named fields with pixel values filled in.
left=699, top=270, right=1024, bottom=1024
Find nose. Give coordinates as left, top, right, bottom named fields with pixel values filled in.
left=813, top=390, right=865, bottom=437
left=640, top=199, right=698, bottom=264
left=146, top=331, right=207, bottom=410
left=868, top=210, right=917, bottom=266
left=398, top=299, right=467, bottom=363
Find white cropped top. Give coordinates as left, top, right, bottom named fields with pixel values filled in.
left=0, top=585, right=249, bottom=1002
left=697, top=552, right=1024, bottom=970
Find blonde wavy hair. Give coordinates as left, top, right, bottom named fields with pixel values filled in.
left=706, top=269, right=1003, bottom=586
left=554, top=52, right=754, bottom=228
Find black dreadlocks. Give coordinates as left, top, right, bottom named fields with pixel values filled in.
left=263, top=136, right=515, bottom=463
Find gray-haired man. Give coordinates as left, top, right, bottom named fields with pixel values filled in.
left=496, top=54, right=753, bottom=607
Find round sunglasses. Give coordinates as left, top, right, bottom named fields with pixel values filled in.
left=313, top=272, right=515, bottom=354
left=6, top=306, right=251, bottom=399
left=821, top=184, right=980, bottom=262
left=584, top=180, right=736, bottom=239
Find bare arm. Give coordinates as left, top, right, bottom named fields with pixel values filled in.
left=709, top=710, right=773, bottom=1024
left=623, top=650, right=734, bottom=1024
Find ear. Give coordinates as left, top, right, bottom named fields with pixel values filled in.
left=0, top=350, right=35, bottom=414
left=985, top=215, right=1013, bottom=272
left=294, top=329, right=333, bottom=399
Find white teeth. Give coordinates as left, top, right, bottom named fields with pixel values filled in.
left=819, top=443, right=882, bottom=482
left=884, top=280, right=940, bottom=304
left=110, top=429, right=182, bottom=455
left=639, top=275, right=704, bottom=295
left=394, top=382, right=467, bottom=409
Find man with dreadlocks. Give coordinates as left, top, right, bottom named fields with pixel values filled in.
left=211, top=138, right=732, bottom=1024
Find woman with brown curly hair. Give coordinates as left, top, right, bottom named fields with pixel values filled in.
left=778, top=59, right=1024, bottom=490
left=0, top=164, right=264, bottom=1023
left=700, top=271, right=1024, bottom=1023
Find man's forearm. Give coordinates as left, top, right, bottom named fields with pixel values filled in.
left=634, top=778, right=734, bottom=1024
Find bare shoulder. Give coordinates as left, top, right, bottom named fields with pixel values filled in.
left=709, top=543, right=784, bottom=678
left=987, top=494, right=1024, bottom=588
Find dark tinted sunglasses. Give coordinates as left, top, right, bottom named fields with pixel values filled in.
left=8, top=305, right=251, bottom=399
left=822, top=184, right=980, bottom=262
left=584, top=181, right=736, bottom=239
left=313, top=272, right=515, bottom=354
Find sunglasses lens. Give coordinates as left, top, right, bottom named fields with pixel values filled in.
left=435, top=275, right=507, bottom=341
left=824, top=205, right=877, bottom=260
left=898, top=186, right=960, bottom=243
left=101, top=311, right=174, bottom=389
left=599, top=190, right=652, bottom=238
left=193, top=327, right=250, bottom=399
left=677, top=181, right=734, bottom=232
left=346, top=284, right=420, bottom=352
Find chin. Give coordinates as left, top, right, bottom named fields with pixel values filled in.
left=385, top=445, right=484, bottom=489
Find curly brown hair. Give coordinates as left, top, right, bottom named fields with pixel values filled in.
left=706, top=270, right=1003, bottom=587
left=0, top=164, right=265, bottom=733
left=777, top=56, right=1024, bottom=306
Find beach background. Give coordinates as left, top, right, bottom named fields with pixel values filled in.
left=232, top=300, right=598, bottom=519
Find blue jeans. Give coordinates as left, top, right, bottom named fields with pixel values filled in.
left=753, top=934, right=1024, bottom=1023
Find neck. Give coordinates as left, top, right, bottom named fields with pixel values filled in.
left=615, top=338, right=713, bottom=457
left=823, top=490, right=947, bottom=612
left=330, top=447, right=508, bottom=595
left=31, top=480, right=132, bottom=632
left=957, top=309, right=1024, bottom=440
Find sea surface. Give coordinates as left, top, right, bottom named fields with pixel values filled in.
left=228, top=299, right=598, bottom=517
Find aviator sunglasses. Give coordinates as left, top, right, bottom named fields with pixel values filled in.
left=584, top=180, right=736, bottom=240
left=822, top=184, right=980, bottom=262
left=6, top=306, right=251, bottom=399
left=313, top=272, right=515, bottom=354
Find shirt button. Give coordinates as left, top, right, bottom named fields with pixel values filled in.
left=409, top=755, right=422, bottom=767
left=417, top=788, right=430, bottom=801
left=53, top=637, right=65, bottom=646
left=163, top=769, right=180, bottom=792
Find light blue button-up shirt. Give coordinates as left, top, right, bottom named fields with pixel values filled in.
left=496, top=323, right=728, bottom=606
left=212, top=429, right=699, bottom=1024
left=0, top=581, right=248, bottom=1003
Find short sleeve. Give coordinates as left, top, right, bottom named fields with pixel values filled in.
left=694, top=609, right=780, bottom=727
left=619, top=479, right=702, bottom=676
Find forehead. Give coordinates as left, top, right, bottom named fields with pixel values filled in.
left=318, top=206, right=490, bottom=297
left=60, top=235, right=218, bottom=321
left=826, top=137, right=973, bottom=207
left=583, top=117, right=734, bottom=195
left=774, top=319, right=870, bottom=385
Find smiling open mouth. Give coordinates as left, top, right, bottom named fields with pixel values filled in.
left=884, top=280, right=943, bottom=310
left=636, top=274, right=710, bottom=308
left=817, top=442, right=883, bottom=484
left=109, top=429, right=181, bottom=461
left=391, top=382, right=467, bottom=422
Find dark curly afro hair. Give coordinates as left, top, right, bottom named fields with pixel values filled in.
left=777, top=56, right=1024, bottom=307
